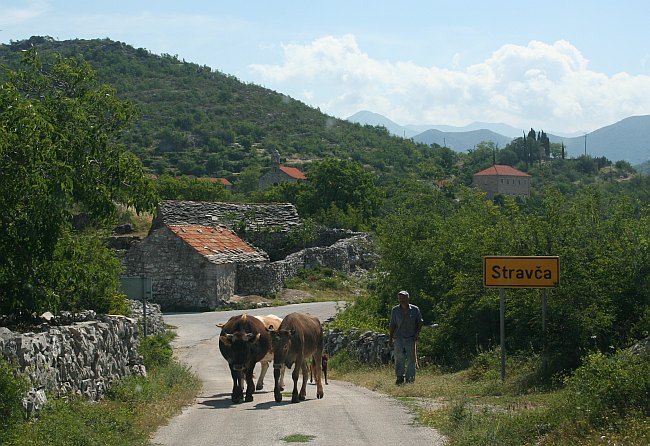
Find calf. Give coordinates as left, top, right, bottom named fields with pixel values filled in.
left=270, top=312, right=324, bottom=403
left=218, top=314, right=270, bottom=403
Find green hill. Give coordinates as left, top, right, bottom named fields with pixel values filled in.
left=0, top=36, right=451, bottom=185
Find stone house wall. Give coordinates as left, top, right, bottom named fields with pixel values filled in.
left=123, top=226, right=236, bottom=310
left=473, top=174, right=530, bottom=199
left=259, top=166, right=298, bottom=189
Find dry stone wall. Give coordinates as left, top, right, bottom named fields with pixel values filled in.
left=0, top=301, right=165, bottom=414
left=323, top=328, right=393, bottom=365
left=236, top=233, right=375, bottom=295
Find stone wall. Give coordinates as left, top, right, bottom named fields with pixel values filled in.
left=323, top=328, right=392, bottom=365
left=236, top=233, right=375, bottom=295
left=0, top=301, right=164, bottom=413
left=0, top=315, right=145, bottom=407
left=128, top=300, right=166, bottom=336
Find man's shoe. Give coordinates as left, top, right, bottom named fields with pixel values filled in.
left=395, top=376, right=404, bottom=385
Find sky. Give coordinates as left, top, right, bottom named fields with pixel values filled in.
left=2, top=0, right=650, bottom=136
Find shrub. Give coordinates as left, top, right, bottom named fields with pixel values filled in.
left=565, top=350, right=650, bottom=425
left=0, top=358, right=30, bottom=442
left=138, top=331, right=175, bottom=369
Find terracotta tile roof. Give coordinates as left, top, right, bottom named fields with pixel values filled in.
left=474, top=165, right=531, bottom=177
left=197, top=177, right=232, bottom=186
left=168, top=224, right=268, bottom=264
left=279, top=166, right=307, bottom=180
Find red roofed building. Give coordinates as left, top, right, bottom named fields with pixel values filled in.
left=472, top=165, right=531, bottom=199
left=123, top=223, right=268, bottom=310
left=259, top=149, right=307, bottom=189
left=197, top=177, right=233, bottom=190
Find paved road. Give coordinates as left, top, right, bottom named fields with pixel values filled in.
left=151, top=302, right=445, bottom=446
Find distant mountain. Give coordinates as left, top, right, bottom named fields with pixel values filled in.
left=407, top=122, right=525, bottom=138
left=412, top=128, right=513, bottom=151
left=346, top=111, right=419, bottom=138
left=347, top=110, right=650, bottom=165
left=347, top=111, right=523, bottom=139
left=549, top=116, right=650, bottom=165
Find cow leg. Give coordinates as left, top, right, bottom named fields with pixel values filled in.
left=279, top=365, right=285, bottom=391
left=291, top=363, right=301, bottom=403
left=299, top=360, right=308, bottom=401
left=245, top=364, right=256, bottom=402
left=314, top=350, right=324, bottom=399
left=231, top=367, right=244, bottom=404
left=257, top=360, right=268, bottom=390
left=274, top=366, right=283, bottom=403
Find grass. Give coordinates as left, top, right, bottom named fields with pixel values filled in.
left=2, top=331, right=201, bottom=446
left=329, top=350, right=650, bottom=446
left=282, top=433, right=316, bottom=443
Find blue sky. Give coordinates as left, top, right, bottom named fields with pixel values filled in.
left=2, top=1, right=650, bottom=134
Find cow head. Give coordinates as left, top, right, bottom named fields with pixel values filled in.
left=219, top=331, right=262, bottom=370
left=269, top=328, right=295, bottom=367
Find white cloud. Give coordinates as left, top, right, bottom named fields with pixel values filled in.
left=0, top=0, right=50, bottom=25
left=249, top=36, right=650, bottom=133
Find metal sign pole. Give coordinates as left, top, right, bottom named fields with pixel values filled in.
left=500, top=287, right=506, bottom=382
left=542, top=288, right=548, bottom=375
left=142, top=278, right=148, bottom=337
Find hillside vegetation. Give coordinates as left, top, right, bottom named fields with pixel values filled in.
left=0, top=36, right=452, bottom=185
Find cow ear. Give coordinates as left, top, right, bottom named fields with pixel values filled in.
left=219, top=335, right=231, bottom=346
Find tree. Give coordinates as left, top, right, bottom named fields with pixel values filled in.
left=296, top=159, right=382, bottom=230
left=0, top=50, right=158, bottom=316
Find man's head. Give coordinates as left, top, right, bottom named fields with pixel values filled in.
left=398, top=290, right=409, bottom=305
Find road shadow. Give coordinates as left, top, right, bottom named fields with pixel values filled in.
left=198, top=393, right=234, bottom=409
left=252, top=399, right=291, bottom=410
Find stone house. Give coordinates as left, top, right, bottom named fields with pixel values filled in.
left=122, top=223, right=267, bottom=310
left=472, top=165, right=531, bottom=199
left=259, top=149, right=306, bottom=189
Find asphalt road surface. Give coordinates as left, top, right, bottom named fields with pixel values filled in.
left=151, top=302, right=445, bottom=446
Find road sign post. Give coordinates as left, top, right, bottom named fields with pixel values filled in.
left=483, top=256, right=560, bottom=381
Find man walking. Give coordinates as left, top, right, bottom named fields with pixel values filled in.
left=389, top=290, right=423, bottom=384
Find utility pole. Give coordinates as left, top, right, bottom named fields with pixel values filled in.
left=584, top=133, right=587, bottom=156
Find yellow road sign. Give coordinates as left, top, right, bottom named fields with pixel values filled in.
left=483, top=256, right=560, bottom=288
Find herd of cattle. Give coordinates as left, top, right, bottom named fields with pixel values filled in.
left=217, top=312, right=325, bottom=404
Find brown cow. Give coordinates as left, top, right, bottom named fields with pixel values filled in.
left=254, top=314, right=286, bottom=391
left=270, top=312, right=324, bottom=403
left=218, top=314, right=270, bottom=403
